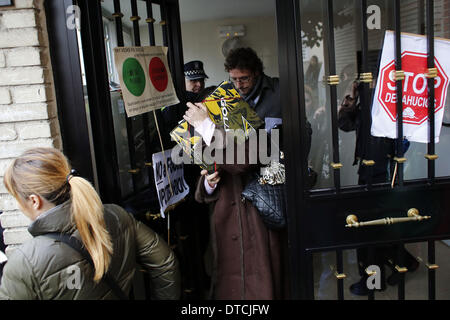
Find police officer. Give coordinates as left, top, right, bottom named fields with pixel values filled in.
left=161, top=60, right=209, bottom=133
left=184, top=60, right=208, bottom=100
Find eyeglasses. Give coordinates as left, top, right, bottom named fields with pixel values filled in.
left=229, top=75, right=252, bottom=84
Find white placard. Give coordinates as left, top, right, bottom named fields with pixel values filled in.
left=152, top=149, right=189, bottom=217
left=371, top=31, right=450, bottom=143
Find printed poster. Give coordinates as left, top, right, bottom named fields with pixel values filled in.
left=114, top=46, right=179, bottom=117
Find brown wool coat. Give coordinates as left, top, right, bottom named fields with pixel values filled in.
left=195, top=163, right=286, bottom=300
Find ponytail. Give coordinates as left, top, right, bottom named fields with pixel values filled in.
left=69, top=176, right=113, bottom=282
left=3, top=147, right=113, bottom=282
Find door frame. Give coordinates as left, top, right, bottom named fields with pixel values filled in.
left=276, top=0, right=311, bottom=299
left=47, top=0, right=313, bottom=299
left=45, top=0, right=186, bottom=204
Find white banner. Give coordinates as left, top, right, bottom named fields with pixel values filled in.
left=114, top=46, right=179, bottom=117
left=371, top=31, right=450, bottom=143
left=152, top=149, right=189, bottom=218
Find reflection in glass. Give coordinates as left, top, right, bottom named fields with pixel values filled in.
left=334, top=2, right=359, bottom=188
left=301, top=0, right=450, bottom=189
left=312, top=241, right=450, bottom=300
left=300, top=0, right=361, bottom=189
left=110, top=92, right=133, bottom=197
left=300, top=0, right=332, bottom=189
left=403, top=0, right=450, bottom=180
left=74, top=15, right=99, bottom=192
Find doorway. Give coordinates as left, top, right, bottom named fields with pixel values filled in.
left=46, top=0, right=450, bottom=300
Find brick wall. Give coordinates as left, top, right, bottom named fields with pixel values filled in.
left=0, top=0, right=62, bottom=253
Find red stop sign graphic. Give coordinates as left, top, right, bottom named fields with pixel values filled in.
left=149, top=57, right=169, bottom=92
left=377, top=51, right=449, bottom=125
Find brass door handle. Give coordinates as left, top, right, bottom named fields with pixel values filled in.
left=345, top=208, right=431, bottom=228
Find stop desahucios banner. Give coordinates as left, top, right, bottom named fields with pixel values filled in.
left=371, top=31, right=450, bottom=143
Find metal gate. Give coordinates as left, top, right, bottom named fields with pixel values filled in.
left=45, top=0, right=450, bottom=300
left=45, top=0, right=212, bottom=299
left=277, top=0, right=450, bottom=299
left=45, top=0, right=185, bottom=208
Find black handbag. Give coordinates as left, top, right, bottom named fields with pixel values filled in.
left=241, top=173, right=286, bottom=229
left=241, top=124, right=287, bottom=230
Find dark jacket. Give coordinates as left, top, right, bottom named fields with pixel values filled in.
left=338, top=87, right=395, bottom=184
left=0, top=201, right=180, bottom=300
left=244, top=74, right=281, bottom=119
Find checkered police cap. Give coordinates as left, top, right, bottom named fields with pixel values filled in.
left=184, top=60, right=208, bottom=80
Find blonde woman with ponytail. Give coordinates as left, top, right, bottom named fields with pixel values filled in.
left=0, top=147, right=180, bottom=300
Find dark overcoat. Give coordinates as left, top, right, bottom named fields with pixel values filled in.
left=195, top=166, right=285, bottom=300
left=195, top=74, right=286, bottom=299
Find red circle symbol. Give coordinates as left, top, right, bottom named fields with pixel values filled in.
left=377, top=52, right=449, bottom=125
left=149, top=57, right=168, bottom=92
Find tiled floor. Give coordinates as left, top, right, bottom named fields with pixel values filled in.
left=313, top=241, right=450, bottom=300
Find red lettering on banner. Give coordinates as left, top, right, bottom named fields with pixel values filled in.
left=377, top=51, right=449, bottom=125
left=149, top=57, right=169, bottom=92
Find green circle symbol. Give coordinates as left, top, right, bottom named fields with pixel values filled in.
left=122, top=58, right=146, bottom=96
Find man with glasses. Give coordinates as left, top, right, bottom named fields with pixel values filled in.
left=226, top=48, right=281, bottom=121
left=183, top=47, right=285, bottom=148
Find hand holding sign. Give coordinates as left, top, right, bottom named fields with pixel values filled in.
left=183, top=102, right=209, bottom=128
left=201, top=169, right=220, bottom=188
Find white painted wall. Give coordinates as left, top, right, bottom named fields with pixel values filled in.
left=140, top=16, right=279, bottom=88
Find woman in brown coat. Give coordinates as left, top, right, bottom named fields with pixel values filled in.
left=185, top=48, right=287, bottom=300
left=195, top=163, right=284, bottom=300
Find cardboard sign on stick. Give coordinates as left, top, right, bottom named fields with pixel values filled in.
left=114, top=46, right=179, bottom=117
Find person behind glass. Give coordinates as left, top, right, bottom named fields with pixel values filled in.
left=160, top=61, right=210, bottom=136
left=305, top=84, right=328, bottom=188
left=0, top=147, right=180, bottom=300
left=338, top=81, right=419, bottom=296
left=305, top=55, right=321, bottom=98
left=184, top=60, right=209, bottom=102
left=182, top=47, right=290, bottom=300
left=173, top=86, right=217, bottom=299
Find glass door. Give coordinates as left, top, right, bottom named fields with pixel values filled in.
left=277, top=0, right=450, bottom=299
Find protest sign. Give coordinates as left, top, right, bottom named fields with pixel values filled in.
left=371, top=31, right=450, bottom=143
left=170, top=81, right=264, bottom=173
left=114, top=46, right=179, bottom=117
left=152, top=149, right=189, bottom=217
